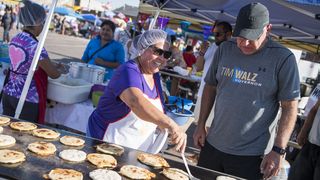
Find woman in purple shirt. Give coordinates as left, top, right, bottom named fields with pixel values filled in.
left=87, top=29, right=187, bottom=153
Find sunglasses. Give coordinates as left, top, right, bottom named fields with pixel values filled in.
left=151, top=46, right=172, bottom=59
left=214, top=32, right=225, bottom=37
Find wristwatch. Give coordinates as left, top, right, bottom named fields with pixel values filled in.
left=272, top=146, right=286, bottom=155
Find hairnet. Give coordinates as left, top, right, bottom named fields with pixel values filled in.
left=19, top=0, right=46, bottom=27
left=133, top=29, right=170, bottom=58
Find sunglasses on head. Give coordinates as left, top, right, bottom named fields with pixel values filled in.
left=151, top=46, right=172, bottom=59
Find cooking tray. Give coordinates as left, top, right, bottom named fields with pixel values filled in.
left=0, top=118, right=242, bottom=180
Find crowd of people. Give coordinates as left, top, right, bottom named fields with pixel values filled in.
left=0, top=2, right=17, bottom=43
left=50, top=14, right=97, bottom=38
left=0, top=0, right=318, bottom=180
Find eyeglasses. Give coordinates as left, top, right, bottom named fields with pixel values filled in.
left=214, top=32, right=226, bottom=37
left=151, top=46, right=172, bottom=59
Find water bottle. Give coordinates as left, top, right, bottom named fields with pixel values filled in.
left=271, top=159, right=290, bottom=180
left=191, top=64, right=197, bottom=75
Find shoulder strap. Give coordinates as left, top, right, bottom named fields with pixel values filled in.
left=87, top=41, right=112, bottom=63
left=124, top=30, right=131, bottom=38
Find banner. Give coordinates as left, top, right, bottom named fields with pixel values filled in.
left=202, top=25, right=213, bottom=40
left=180, top=21, right=191, bottom=31
left=157, top=17, right=170, bottom=30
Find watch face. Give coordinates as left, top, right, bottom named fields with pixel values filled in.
left=280, top=149, right=286, bottom=155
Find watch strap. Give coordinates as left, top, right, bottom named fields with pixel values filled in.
left=272, top=146, right=286, bottom=155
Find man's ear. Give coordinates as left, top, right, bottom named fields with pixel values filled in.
left=226, top=31, right=232, bottom=38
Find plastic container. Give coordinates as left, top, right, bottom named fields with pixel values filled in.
left=1, top=62, right=10, bottom=70
left=47, top=76, right=92, bottom=104
left=271, top=159, right=290, bottom=180
left=168, top=96, right=193, bottom=110
left=0, top=43, right=9, bottom=59
left=0, top=43, right=10, bottom=64
left=92, top=91, right=103, bottom=107
left=89, top=84, right=107, bottom=98
left=166, top=108, right=193, bottom=126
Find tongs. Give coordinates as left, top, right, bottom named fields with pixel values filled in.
left=181, top=153, right=200, bottom=180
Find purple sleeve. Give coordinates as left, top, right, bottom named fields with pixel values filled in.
left=31, top=43, right=49, bottom=61
left=109, top=65, right=143, bottom=98
left=39, top=47, right=49, bottom=61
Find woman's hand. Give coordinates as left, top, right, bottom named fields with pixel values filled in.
left=55, top=63, right=68, bottom=74
left=95, top=57, right=120, bottom=69
left=38, top=58, right=61, bottom=79
left=94, top=58, right=105, bottom=66
left=170, top=125, right=187, bottom=153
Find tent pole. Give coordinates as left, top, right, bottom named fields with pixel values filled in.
left=14, top=0, right=59, bottom=119
left=272, top=0, right=315, bottom=19
left=171, top=0, right=213, bottom=23
left=149, top=9, right=160, bottom=30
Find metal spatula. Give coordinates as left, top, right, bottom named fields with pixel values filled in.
left=181, top=153, right=200, bottom=180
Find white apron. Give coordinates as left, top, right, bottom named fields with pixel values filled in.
left=103, top=94, right=168, bottom=154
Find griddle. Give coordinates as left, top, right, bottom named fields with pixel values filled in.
left=0, top=118, right=243, bottom=180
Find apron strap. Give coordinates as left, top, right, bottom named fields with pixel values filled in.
left=34, top=67, right=48, bottom=124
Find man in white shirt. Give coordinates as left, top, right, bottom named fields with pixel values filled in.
left=289, top=97, right=320, bottom=180
left=193, top=21, right=232, bottom=126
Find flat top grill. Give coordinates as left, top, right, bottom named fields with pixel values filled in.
left=0, top=118, right=242, bottom=180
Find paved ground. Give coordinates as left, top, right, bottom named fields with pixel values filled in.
left=1, top=28, right=201, bottom=159
left=44, top=32, right=88, bottom=62
left=1, top=28, right=88, bottom=62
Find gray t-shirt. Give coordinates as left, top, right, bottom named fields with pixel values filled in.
left=205, top=38, right=300, bottom=156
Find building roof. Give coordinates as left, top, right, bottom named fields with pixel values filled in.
left=113, top=4, right=139, bottom=17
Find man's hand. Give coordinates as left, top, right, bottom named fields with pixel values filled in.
left=200, top=41, right=209, bottom=53
left=260, top=151, right=282, bottom=179
left=193, top=124, right=207, bottom=149
left=297, top=129, right=308, bottom=146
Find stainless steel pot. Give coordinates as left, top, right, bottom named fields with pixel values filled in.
left=88, top=64, right=106, bottom=84
left=69, top=62, right=90, bottom=80
left=69, top=62, right=105, bottom=84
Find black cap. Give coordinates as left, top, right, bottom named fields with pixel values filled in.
left=233, top=2, right=269, bottom=40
